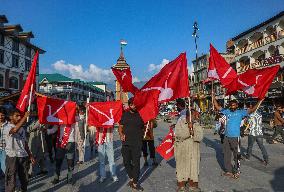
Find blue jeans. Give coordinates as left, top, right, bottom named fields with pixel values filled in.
left=98, top=141, right=117, bottom=178
left=0, top=149, right=6, bottom=174
left=247, top=135, right=268, bottom=162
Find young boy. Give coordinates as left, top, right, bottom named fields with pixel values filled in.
left=47, top=123, right=76, bottom=184
left=4, top=109, right=35, bottom=192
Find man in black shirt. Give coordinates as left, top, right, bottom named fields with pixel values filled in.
left=119, top=97, right=144, bottom=191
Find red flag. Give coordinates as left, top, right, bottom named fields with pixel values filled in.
left=112, top=67, right=139, bottom=94
left=226, top=65, right=280, bottom=99
left=209, top=44, right=237, bottom=87
left=16, top=51, right=39, bottom=112
left=133, top=90, right=160, bottom=123
left=88, top=101, right=123, bottom=128
left=156, top=127, right=175, bottom=160
left=56, top=125, right=72, bottom=149
left=134, top=52, right=189, bottom=122
left=37, top=96, right=76, bottom=125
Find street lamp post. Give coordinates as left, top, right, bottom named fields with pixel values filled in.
left=192, top=21, right=199, bottom=93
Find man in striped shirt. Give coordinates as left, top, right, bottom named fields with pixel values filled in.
left=244, top=104, right=268, bottom=165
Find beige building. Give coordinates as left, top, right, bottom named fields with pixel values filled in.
left=226, top=11, right=284, bottom=101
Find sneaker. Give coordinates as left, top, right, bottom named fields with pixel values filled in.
left=112, top=176, right=119, bottom=182
left=143, top=161, right=149, bottom=167
left=99, top=177, right=106, bottom=183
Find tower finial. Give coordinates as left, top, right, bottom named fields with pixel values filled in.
left=119, top=39, right=127, bottom=60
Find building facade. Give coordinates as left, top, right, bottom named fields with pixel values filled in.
left=226, top=11, right=284, bottom=103
left=39, top=73, right=106, bottom=104
left=0, top=15, right=45, bottom=100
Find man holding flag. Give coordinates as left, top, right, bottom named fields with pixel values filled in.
left=212, top=95, right=263, bottom=179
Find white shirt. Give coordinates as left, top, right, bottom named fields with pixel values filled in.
left=3, top=123, right=28, bottom=157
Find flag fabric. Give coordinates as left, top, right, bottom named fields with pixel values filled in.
left=56, top=125, right=72, bottom=149
left=226, top=65, right=280, bottom=99
left=133, top=90, right=160, bottom=123
left=156, top=127, right=175, bottom=160
left=88, top=101, right=123, bottom=128
left=112, top=67, right=139, bottom=94
left=209, top=44, right=237, bottom=87
left=134, top=52, right=189, bottom=122
left=37, top=96, right=76, bottom=125
left=16, top=51, right=39, bottom=112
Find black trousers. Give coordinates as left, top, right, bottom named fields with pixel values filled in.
left=45, top=133, right=57, bottom=160
left=5, top=156, right=29, bottom=192
left=142, top=140, right=155, bottom=158
left=223, top=137, right=241, bottom=174
left=121, top=144, right=141, bottom=183
left=55, top=142, right=75, bottom=178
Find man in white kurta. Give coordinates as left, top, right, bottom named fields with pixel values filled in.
left=175, top=110, right=203, bottom=192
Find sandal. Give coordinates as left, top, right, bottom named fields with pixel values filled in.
left=232, top=173, right=240, bottom=179
left=222, top=172, right=233, bottom=177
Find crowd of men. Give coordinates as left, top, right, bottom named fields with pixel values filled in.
left=0, top=95, right=284, bottom=192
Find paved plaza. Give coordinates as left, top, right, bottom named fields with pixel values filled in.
left=1, top=120, right=284, bottom=192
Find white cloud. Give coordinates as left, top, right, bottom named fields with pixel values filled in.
left=52, top=60, right=115, bottom=83
left=132, top=76, right=140, bottom=83
left=148, top=59, right=169, bottom=72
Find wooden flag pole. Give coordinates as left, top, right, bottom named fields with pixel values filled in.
left=83, top=92, right=91, bottom=153
left=144, top=121, right=150, bottom=139
left=211, top=81, right=214, bottom=111
left=26, top=84, right=34, bottom=122
left=40, top=130, right=45, bottom=153
left=188, top=96, right=192, bottom=123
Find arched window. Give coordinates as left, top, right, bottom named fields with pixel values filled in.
left=0, top=74, right=4, bottom=88
left=9, top=76, right=18, bottom=89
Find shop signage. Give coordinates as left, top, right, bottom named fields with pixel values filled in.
left=0, top=89, right=11, bottom=98
left=238, top=54, right=284, bottom=73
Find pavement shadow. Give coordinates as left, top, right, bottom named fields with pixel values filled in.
left=202, top=137, right=224, bottom=171
left=77, top=163, right=129, bottom=192
left=270, top=166, right=284, bottom=191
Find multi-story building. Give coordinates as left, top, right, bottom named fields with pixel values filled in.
left=88, top=81, right=115, bottom=101
left=39, top=73, right=106, bottom=104
left=0, top=15, right=45, bottom=100
left=226, top=11, right=284, bottom=103
left=191, top=53, right=234, bottom=111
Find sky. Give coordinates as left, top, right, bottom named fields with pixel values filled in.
left=0, top=0, right=283, bottom=83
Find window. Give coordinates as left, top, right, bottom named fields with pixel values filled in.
left=0, top=50, right=4, bottom=64
left=25, top=59, right=31, bottom=71
left=12, top=40, right=19, bottom=52
left=9, top=77, right=18, bottom=89
left=0, top=33, right=4, bottom=46
left=0, top=74, right=4, bottom=87
left=12, top=54, right=19, bottom=68
left=25, top=47, right=31, bottom=57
